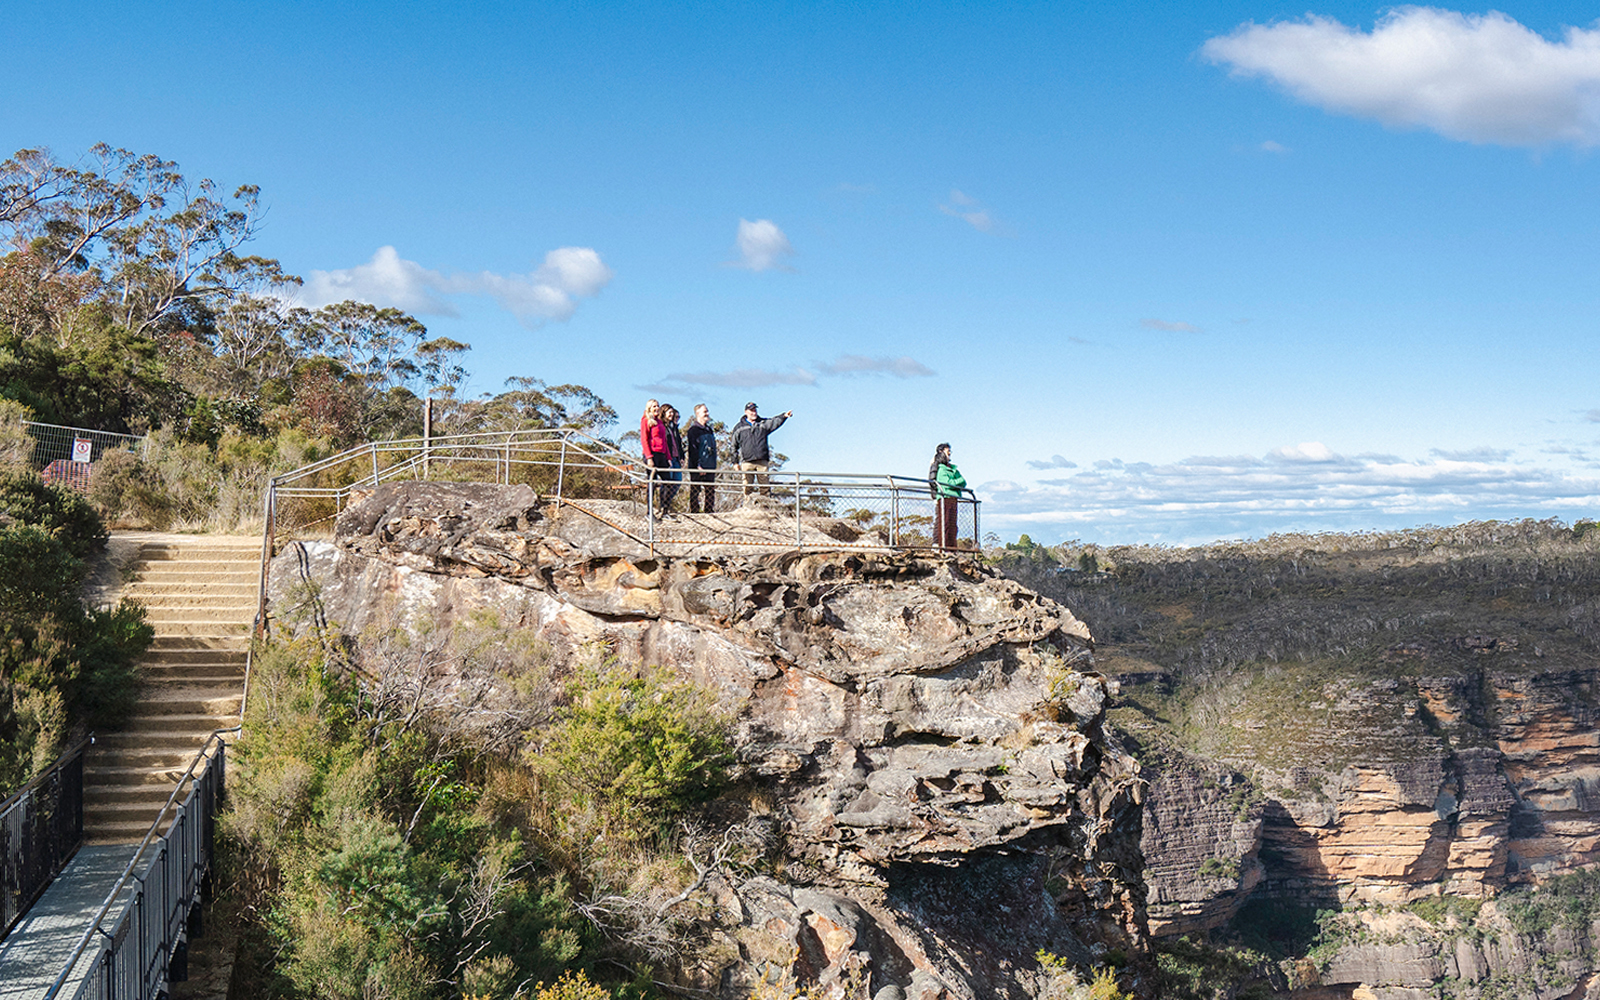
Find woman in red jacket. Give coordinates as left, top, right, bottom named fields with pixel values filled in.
left=640, top=399, right=674, bottom=517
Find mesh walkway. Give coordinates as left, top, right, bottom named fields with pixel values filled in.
left=0, top=845, right=152, bottom=999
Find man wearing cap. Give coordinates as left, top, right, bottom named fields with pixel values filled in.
left=731, top=401, right=792, bottom=496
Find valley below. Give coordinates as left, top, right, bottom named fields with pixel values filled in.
left=1005, top=522, right=1600, bottom=999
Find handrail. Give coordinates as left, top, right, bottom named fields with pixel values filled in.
left=0, top=734, right=92, bottom=821
left=0, top=734, right=91, bottom=939
left=44, top=728, right=233, bottom=1000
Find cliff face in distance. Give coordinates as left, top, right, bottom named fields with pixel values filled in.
left=1005, top=523, right=1600, bottom=998
left=268, top=482, right=1147, bottom=1000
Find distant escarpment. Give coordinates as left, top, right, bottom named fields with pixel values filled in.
left=1002, top=526, right=1600, bottom=997
left=268, top=482, right=1147, bottom=1000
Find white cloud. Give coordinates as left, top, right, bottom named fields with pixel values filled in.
left=644, top=367, right=818, bottom=391
left=816, top=355, right=936, bottom=378
left=301, top=246, right=458, bottom=316
left=988, top=443, right=1600, bottom=544
left=1270, top=441, right=1338, bottom=463
left=1203, top=8, right=1600, bottom=148
left=1430, top=446, right=1512, bottom=462
left=1141, top=318, right=1200, bottom=333
left=1026, top=455, right=1078, bottom=471
left=299, top=245, right=612, bottom=327
left=939, top=189, right=1003, bottom=233
left=1259, top=139, right=1290, bottom=153
left=640, top=353, right=935, bottom=394
left=731, top=219, right=795, bottom=272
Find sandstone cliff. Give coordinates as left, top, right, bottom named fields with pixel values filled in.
left=266, top=482, right=1147, bottom=999
left=1119, top=650, right=1600, bottom=995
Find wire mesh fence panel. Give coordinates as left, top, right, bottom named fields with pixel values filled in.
left=18, top=422, right=146, bottom=494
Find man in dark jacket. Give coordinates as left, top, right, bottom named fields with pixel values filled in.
left=731, top=401, right=791, bottom=495
left=686, top=403, right=718, bottom=513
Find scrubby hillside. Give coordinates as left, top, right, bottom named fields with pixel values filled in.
left=1001, top=521, right=1600, bottom=997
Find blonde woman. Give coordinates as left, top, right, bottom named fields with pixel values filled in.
left=640, top=399, right=673, bottom=517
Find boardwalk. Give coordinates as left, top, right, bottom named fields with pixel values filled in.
left=0, top=844, right=154, bottom=999
left=0, top=533, right=250, bottom=1000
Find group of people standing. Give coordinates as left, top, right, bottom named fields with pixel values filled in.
left=638, top=398, right=968, bottom=549
left=639, top=399, right=792, bottom=516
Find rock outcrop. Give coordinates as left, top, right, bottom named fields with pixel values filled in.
left=267, top=482, right=1147, bottom=999
left=1123, top=646, right=1600, bottom=994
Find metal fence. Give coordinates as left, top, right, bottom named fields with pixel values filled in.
left=47, top=734, right=225, bottom=1000
left=0, top=736, right=88, bottom=938
left=18, top=421, right=148, bottom=494
left=265, top=428, right=980, bottom=556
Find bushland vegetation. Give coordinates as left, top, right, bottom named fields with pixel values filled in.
left=995, top=521, right=1600, bottom=993
left=225, top=598, right=754, bottom=1000
left=0, top=471, right=150, bottom=795
left=998, top=520, right=1600, bottom=759
left=0, top=144, right=632, bottom=532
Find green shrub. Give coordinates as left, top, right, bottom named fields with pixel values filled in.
left=87, top=449, right=174, bottom=528
left=0, top=473, right=107, bottom=559
left=0, top=473, right=149, bottom=792
left=528, top=662, right=735, bottom=836
left=229, top=627, right=598, bottom=1000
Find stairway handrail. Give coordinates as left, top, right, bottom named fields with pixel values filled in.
left=0, top=734, right=92, bottom=822
left=44, top=727, right=234, bottom=1000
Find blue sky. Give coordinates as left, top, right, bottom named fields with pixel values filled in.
left=7, top=1, right=1600, bottom=544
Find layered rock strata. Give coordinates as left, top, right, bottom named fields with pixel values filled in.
left=1125, top=648, right=1600, bottom=994
left=267, top=482, right=1148, bottom=1000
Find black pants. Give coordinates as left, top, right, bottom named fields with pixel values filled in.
left=688, top=470, right=716, bottom=513
left=650, top=455, right=678, bottom=513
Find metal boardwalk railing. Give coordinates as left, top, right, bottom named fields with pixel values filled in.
left=263, top=426, right=980, bottom=553
left=0, top=734, right=226, bottom=1000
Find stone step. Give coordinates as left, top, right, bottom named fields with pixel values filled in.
left=142, top=650, right=247, bottom=666
left=135, top=543, right=261, bottom=559
left=128, top=694, right=242, bottom=716
left=84, top=780, right=194, bottom=806
left=147, top=621, right=250, bottom=637
left=143, top=606, right=256, bottom=623
left=89, top=748, right=208, bottom=771
left=142, top=665, right=247, bottom=684
left=97, top=728, right=231, bottom=750
left=128, top=572, right=259, bottom=589
left=125, top=592, right=259, bottom=609
left=148, top=640, right=249, bottom=656
left=85, top=763, right=202, bottom=787
left=126, top=578, right=258, bottom=592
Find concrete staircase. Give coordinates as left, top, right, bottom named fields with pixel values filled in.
left=84, top=537, right=260, bottom=845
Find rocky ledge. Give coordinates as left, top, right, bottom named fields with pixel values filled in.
left=267, top=482, right=1147, bottom=1000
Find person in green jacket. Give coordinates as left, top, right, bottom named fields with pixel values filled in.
left=929, top=442, right=967, bottom=549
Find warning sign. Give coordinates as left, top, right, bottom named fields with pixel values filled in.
left=71, top=438, right=93, bottom=464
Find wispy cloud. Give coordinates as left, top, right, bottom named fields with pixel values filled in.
left=640, top=354, right=935, bottom=394
left=939, top=189, right=1006, bottom=234
left=299, top=246, right=612, bottom=326
left=816, top=355, right=934, bottom=377
left=1259, top=139, right=1290, bottom=153
left=730, top=219, right=795, bottom=272
left=1140, top=318, right=1199, bottom=333
left=1025, top=455, right=1078, bottom=471
left=1584, top=409, right=1600, bottom=423
left=643, top=367, right=817, bottom=392
left=1431, top=446, right=1512, bottom=462
left=988, top=442, right=1600, bottom=544
left=1203, top=9, right=1600, bottom=148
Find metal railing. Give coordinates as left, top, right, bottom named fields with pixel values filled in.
left=0, top=735, right=89, bottom=938
left=46, top=732, right=227, bottom=1000
left=265, top=427, right=980, bottom=554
